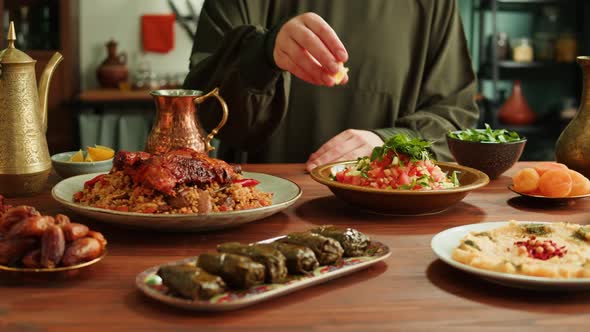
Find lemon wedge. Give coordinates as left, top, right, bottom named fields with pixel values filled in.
left=87, top=146, right=114, bottom=162
left=95, top=145, right=115, bottom=153
left=332, top=62, right=349, bottom=85
left=69, top=149, right=85, bottom=162
left=84, top=154, right=94, bottom=162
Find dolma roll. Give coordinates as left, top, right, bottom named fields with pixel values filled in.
left=279, top=232, right=343, bottom=265
left=264, top=242, right=319, bottom=274
left=197, top=252, right=265, bottom=289
left=157, top=264, right=227, bottom=300
left=217, top=242, right=288, bottom=283
left=310, top=225, right=371, bottom=257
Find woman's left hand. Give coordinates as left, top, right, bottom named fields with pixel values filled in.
left=305, top=129, right=383, bottom=172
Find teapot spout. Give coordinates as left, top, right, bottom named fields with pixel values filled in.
left=38, top=52, right=64, bottom=133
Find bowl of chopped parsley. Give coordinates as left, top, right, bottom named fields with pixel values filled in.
left=447, top=124, right=526, bottom=179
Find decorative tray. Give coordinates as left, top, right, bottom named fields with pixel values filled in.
left=136, top=236, right=390, bottom=311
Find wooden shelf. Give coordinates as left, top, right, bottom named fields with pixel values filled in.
left=77, top=89, right=155, bottom=111
left=478, top=61, right=577, bottom=80
left=478, top=0, right=575, bottom=10
left=78, top=89, right=153, bottom=103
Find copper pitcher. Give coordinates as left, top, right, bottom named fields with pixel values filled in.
left=146, top=88, right=228, bottom=155
left=0, top=22, right=63, bottom=196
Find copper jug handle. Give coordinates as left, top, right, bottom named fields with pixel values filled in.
left=193, top=87, right=229, bottom=152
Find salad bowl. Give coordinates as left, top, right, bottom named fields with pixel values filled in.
left=310, top=161, right=489, bottom=215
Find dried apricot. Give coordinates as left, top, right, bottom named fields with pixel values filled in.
left=568, top=170, right=590, bottom=196
left=534, top=162, right=568, bottom=176
left=539, top=169, right=573, bottom=197
left=512, top=168, right=540, bottom=193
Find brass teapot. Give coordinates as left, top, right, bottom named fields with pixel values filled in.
left=0, top=22, right=63, bottom=196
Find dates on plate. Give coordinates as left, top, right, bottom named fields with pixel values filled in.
left=0, top=195, right=107, bottom=269
left=62, top=238, right=102, bottom=267
left=41, top=225, right=66, bottom=268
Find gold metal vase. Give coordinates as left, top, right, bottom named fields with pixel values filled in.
left=555, top=56, right=590, bottom=177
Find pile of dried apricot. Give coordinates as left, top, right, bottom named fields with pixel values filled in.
left=512, top=162, right=590, bottom=197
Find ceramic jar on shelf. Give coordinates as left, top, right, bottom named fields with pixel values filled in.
left=96, top=39, right=128, bottom=89
left=497, top=80, right=536, bottom=126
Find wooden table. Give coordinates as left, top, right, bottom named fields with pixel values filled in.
left=2, top=162, right=590, bottom=331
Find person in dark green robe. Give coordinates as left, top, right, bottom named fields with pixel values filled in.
left=184, top=0, right=478, bottom=170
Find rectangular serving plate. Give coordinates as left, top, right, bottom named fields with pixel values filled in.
left=136, top=236, right=391, bottom=311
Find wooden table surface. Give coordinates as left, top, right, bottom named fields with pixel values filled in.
left=2, top=162, right=590, bottom=332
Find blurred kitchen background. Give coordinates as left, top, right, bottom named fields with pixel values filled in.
left=0, top=0, right=588, bottom=160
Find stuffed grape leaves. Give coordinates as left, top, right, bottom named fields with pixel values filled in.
left=264, top=242, right=319, bottom=274
left=217, top=242, right=288, bottom=283
left=157, top=264, right=227, bottom=300
left=279, top=232, right=343, bottom=265
left=197, top=252, right=265, bottom=289
left=310, top=226, right=371, bottom=257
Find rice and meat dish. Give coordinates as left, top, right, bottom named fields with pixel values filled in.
left=73, top=148, right=272, bottom=214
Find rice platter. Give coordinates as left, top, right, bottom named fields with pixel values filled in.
left=73, top=148, right=272, bottom=214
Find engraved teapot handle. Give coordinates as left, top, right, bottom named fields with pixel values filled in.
left=193, top=87, right=228, bottom=152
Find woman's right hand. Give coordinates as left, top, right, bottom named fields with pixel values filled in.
left=273, top=12, right=348, bottom=86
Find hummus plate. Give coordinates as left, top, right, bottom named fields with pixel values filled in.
left=431, top=221, right=590, bottom=291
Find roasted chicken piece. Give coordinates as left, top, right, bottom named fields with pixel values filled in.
left=112, top=151, right=151, bottom=177
left=113, top=148, right=239, bottom=195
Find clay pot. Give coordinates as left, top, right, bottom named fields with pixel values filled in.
left=498, top=80, right=536, bottom=125
left=96, top=40, right=128, bottom=89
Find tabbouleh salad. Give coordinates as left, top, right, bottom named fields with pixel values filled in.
left=332, top=134, right=460, bottom=190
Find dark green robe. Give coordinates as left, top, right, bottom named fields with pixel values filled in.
left=184, top=0, right=478, bottom=163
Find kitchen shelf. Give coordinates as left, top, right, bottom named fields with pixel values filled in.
left=77, top=89, right=154, bottom=111
left=478, top=61, right=577, bottom=80
left=493, top=123, right=558, bottom=135
left=478, top=0, right=575, bottom=10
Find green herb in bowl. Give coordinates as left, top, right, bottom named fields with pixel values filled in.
left=446, top=124, right=527, bottom=179
left=448, top=124, right=524, bottom=143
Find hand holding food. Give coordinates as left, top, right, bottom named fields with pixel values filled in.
left=0, top=202, right=107, bottom=269
left=512, top=162, right=590, bottom=197
left=273, top=12, right=348, bottom=86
